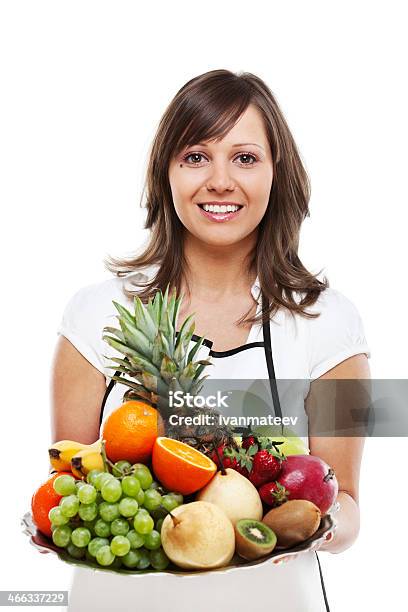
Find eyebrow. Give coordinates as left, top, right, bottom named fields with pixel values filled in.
left=195, top=142, right=265, bottom=152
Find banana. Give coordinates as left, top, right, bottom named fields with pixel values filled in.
left=71, top=441, right=104, bottom=479
left=48, top=440, right=90, bottom=471
left=49, top=439, right=102, bottom=472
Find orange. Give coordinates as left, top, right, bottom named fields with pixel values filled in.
left=152, top=437, right=217, bottom=495
left=102, top=400, right=163, bottom=463
left=31, top=471, right=72, bottom=538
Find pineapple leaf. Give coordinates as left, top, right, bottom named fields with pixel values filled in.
left=141, top=371, right=157, bottom=394
left=160, top=355, right=178, bottom=384
left=111, top=375, right=144, bottom=390
left=102, top=326, right=126, bottom=343
left=175, top=313, right=195, bottom=350
left=120, top=317, right=153, bottom=360
left=123, top=388, right=155, bottom=406
left=103, top=336, right=161, bottom=376
left=172, top=295, right=182, bottom=332
left=178, top=361, right=196, bottom=392
left=187, top=336, right=204, bottom=363
left=111, top=301, right=135, bottom=326
left=166, top=310, right=175, bottom=356
left=151, top=333, right=163, bottom=369
left=159, top=284, right=170, bottom=331
left=134, top=296, right=157, bottom=343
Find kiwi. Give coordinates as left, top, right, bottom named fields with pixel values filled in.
left=262, top=499, right=321, bottom=549
left=234, top=519, right=277, bottom=560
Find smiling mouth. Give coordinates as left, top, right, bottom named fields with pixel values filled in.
left=197, top=204, right=244, bottom=212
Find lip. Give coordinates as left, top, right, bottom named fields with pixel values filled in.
left=197, top=201, right=244, bottom=206
left=196, top=203, right=244, bottom=223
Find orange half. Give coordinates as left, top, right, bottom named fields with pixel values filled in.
left=152, top=437, right=217, bottom=495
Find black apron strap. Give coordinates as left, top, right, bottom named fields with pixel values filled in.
left=261, top=291, right=283, bottom=421
left=315, top=552, right=331, bottom=611
left=99, top=370, right=121, bottom=429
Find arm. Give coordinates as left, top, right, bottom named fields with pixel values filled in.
left=50, top=336, right=107, bottom=445
left=306, top=352, right=371, bottom=554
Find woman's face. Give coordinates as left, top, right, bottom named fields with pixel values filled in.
left=168, top=104, right=273, bottom=248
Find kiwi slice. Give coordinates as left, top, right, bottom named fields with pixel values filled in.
left=235, top=519, right=277, bottom=561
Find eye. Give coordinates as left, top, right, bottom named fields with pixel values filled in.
left=182, top=152, right=258, bottom=166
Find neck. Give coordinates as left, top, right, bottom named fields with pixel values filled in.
left=180, top=231, right=258, bottom=301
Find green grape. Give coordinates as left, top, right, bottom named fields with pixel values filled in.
left=110, top=518, right=130, bottom=536
left=112, top=460, right=132, bottom=477
left=119, top=497, right=139, bottom=517
left=87, top=469, right=103, bottom=486
left=161, top=494, right=180, bottom=512
left=155, top=518, right=164, bottom=533
left=71, top=527, right=91, bottom=548
left=136, top=547, right=151, bottom=569
left=121, top=549, right=142, bottom=568
left=149, top=481, right=163, bottom=491
left=111, top=557, right=122, bottom=569
left=96, top=544, right=115, bottom=566
left=136, top=489, right=145, bottom=505
left=82, top=519, right=97, bottom=535
left=78, top=484, right=97, bottom=504
left=48, top=507, right=69, bottom=526
left=66, top=542, right=86, bottom=559
left=85, top=549, right=94, bottom=562
left=143, top=489, right=162, bottom=512
left=149, top=548, right=170, bottom=570
left=110, top=535, right=130, bottom=557
left=88, top=537, right=110, bottom=557
left=78, top=502, right=98, bottom=522
left=99, top=502, right=120, bottom=522
left=150, top=506, right=167, bottom=521
left=143, top=529, right=161, bottom=550
left=59, top=495, right=80, bottom=518
left=133, top=511, right=154, bottom=535
left=52, top=525, right=72, bottom=547
left=171, top=493, right=184, bottom=505
left=94, top=472, right=115, bottom=490
left=121, top=476, right=141, bottom=498
left=132, top=464, right=153, bottom=490
left=53, top=474, right=76, bottom=496
left=101, top=478, right=122, bottom=503
left=94, top=518, right=111, bottom=538
left=126, top=529, right=145, bottom=549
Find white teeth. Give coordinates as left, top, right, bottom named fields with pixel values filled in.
left=202, top=204, right=240, bottom=213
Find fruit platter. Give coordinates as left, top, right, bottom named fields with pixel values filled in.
left=24, top=287, right=338, bottom=574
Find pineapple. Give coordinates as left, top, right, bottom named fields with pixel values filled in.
left=102, top=284, right=236, bottom=454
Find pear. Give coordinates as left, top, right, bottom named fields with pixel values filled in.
left=195, top=468, right=263, bottom=526
left=160, top=501, right=235, bottom=570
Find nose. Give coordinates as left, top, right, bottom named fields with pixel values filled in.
left=205, top=159, right=235, bottom=192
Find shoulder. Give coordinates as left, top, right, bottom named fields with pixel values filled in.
left=57, top=273, right=148, bottom=376
left=296, top=287, right=371, bottom=379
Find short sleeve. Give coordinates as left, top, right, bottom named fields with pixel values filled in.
left=57, top=282, right=110, bottom=376
left=306, top=288, right=371, bottom=380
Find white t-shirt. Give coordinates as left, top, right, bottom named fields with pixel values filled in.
left=57, top=266, right=370, bottom=612
left=57, top=267, right=370, bottom=408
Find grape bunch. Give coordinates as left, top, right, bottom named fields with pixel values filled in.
left=49, top=462, right=183, bottom=571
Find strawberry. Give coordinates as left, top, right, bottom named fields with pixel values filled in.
left=211, top=444, right=252, bottom=479
left=259, top=481, right=289, bottom=507
left=249, top=448, right=285, bottom=488
left=241, top=435, right=258, bottom=451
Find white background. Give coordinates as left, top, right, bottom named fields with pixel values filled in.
left=1, top=1, right=407, bottom=610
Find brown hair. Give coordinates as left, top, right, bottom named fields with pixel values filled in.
left=104, top=68, right=328, bottom=325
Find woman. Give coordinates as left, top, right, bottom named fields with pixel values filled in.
left=51, top=69, right=370, bottom=611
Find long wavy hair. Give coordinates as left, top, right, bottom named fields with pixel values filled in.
left=104, top=68, right=328, bottom=325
